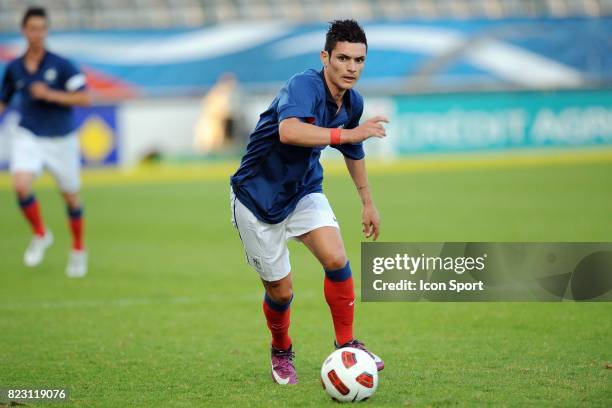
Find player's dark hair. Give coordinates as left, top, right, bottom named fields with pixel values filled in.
left=324, top=19, right=367, bottom=57
left=22, top=7, right=47, bottom=28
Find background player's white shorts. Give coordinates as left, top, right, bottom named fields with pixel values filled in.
left=10, top=126, right=81, bottom=193
left=230, top=188, right=339, bottom=282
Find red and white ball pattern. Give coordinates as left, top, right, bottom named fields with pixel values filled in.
left=320, top=347, right=378, bottom=402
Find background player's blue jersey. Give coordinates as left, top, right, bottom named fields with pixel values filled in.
left=0, top=51, right=86, bottom=137
left=231, top=68, right=365, bottom=224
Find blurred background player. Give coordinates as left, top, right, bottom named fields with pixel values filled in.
left=0, top=7, right=91, bottom=277
left=230, top=20, right=386, bottom=385
left=193, top=72, right=240, bottom=154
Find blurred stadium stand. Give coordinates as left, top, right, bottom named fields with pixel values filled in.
left=1, top=1, right=611, bottom=168
left=2, top=18, right=610, bottom=97
left=1, top=0, right=612, bottom=30
left=1, top=0, right=611, bottom=97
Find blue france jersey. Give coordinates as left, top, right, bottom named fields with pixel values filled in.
left=0, top=51, right=86, bottom=137
left=231, top=69, right=365, bottom=224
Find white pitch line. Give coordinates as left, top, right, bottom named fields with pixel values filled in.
left=0, top=296, right=200, bottom=311
left=0, top=291, right=322, bottom=311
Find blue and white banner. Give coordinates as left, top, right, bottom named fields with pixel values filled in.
left=1, top=18, right=610, bottom=95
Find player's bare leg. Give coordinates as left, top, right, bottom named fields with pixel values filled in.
left=14, top=171, right=53, bottom=267
left=14, top=171, right=36, bottom=200
left=62, top=191, right=87, bottom=277
left=299, top=226, right=384, bottom=370
left=262, top=273, right=296, bottom=384
left=299, top=226, right=347, bottom=270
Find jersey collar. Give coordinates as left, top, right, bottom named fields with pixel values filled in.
left=20, top=49, right=49, bottom=76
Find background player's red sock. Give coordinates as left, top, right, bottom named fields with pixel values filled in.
left=67, top=206, right=84, bottom=250
left=324, top=261, right=355, bottom=346
left=18, top=194, right=45, bottom=237
left=262, top=292, right=292, bottom=350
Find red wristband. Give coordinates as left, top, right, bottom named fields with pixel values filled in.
left=330, top=128, right=342, bottom=145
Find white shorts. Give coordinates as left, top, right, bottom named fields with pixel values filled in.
left=10, top=126, right=81, bottom=193
left=230, top=188, right=339, bottom=282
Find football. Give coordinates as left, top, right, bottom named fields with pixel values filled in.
left=320, top=347, right=378, bottom=402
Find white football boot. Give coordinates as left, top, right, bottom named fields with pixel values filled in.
left=23, top=230, right=54, bottom=267
left=66, top=249, right=88, bottom=278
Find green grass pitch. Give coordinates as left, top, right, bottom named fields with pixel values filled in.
left=0, top=160, right=611, bottom=407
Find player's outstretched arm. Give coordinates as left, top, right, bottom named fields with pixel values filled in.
left=344, top=156, right=380, bottom=241
left=279, top=116, right=388, bottom=147
left=30, top=82, right=91, bottom=106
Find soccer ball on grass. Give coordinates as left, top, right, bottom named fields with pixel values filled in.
left=320, top=347, right=378, bottom=402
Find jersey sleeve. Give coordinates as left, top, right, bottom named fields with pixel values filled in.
left=0, top=66, right=15, bottom=104
left=61, top=59, right=87, bottom=92
left=276, top=74, right=318, bottom=122
left=332, top=94, right=365, bottom=160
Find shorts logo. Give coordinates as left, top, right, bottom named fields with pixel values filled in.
left=250, top=256, right=262, bottom=271
left=44, top=68, right=58, bottom=83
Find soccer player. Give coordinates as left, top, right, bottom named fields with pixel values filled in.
left=230, top=20, right=386, bottom=384
left=0, top=7, right=90, bottom=277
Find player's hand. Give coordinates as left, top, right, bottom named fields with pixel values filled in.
left=345, top=116, right=388, bottom=143
left=30, top=82, right=53, bottom=101
left=362, top=203, right=380, bottom=241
